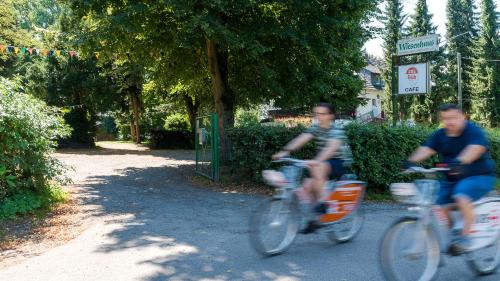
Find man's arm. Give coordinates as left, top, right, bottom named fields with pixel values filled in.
left=408, top=146, right=436, bottom=163
left=273, top=133, right=314, bottom=159
left=457, top=145, right=487, bottom=164
left=314, top=139, right=342, bottom=162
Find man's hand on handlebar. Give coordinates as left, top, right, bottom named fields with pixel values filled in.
left=272, top=150, right=290, bottom=160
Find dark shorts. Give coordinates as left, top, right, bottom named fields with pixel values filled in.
left=436, top=175, right=496, bottom=205
left=326, top=158, right=348, bottom=180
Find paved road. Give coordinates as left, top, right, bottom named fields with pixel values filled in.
left=0, top=146, right=497, bottom=281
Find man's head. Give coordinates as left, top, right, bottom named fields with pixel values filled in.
left=313, top=103, right=334, bottom=126
left=438, top=104, right=466, bottom=134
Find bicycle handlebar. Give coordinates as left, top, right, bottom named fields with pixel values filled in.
left=403, top=166, right=450, bottom=174
left=272, top=157, right=309, bottom=167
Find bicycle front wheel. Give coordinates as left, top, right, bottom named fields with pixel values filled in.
left=380, top=217, right=441, bottom=281
left=249, top=198, right=300, bottom=256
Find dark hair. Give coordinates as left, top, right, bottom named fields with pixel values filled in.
left=438, top=103, right=463, bottom=113
left=314, top=103, right=334, bottom=114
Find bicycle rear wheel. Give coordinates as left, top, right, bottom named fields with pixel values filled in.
left=466, top=233, right=500, bottom=275
left=380, top=217, right=441, bottom=281
left=249, top=198, right=300, bottom=256
left=327, top=207, right=364, bottom=243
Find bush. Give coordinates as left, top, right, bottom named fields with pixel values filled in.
left=0, top=78, right=70, bottom=205
left=228, top=122, right=500, bottom=191
left=164, top=113, right=191, bottom=132
left=149, top=129, right=193, bottom=149
left=227, top=123, right=315, bottom=181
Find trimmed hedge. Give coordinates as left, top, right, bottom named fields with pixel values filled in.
left=228, top=122, right=500, bottom=191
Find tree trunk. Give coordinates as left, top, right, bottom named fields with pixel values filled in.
left=205, top=38, right=235, bottom=162
left=183, top=94, right=199, bottom=135
left=130, top=91, right=141, bottom=144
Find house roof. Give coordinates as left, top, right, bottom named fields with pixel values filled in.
left=361, top=64, right=384, bottom=92
left=365, top=64, right=381, bottom=74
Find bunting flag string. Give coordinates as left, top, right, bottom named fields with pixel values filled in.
left=0, top=43, right=100, bottom=59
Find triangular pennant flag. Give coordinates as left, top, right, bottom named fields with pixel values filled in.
left=41, top=49, right=49, bottom=56
left=27, top=48, right=33, bottom=55
left=94, top=52, right=100, bottom=59
left=21, top=47, right=27, bottom=54
left=0, top=45, right=5, bottom=53
left=48, top=50, right=54, bottom=57
left=14, top=47, right=20, bottom=54
left=60, top=50, right=66, bottom=56
left=7, top=46, right=14, bottom=53
left=35, top=49, right=40, bottom=55
left=56, top=50, right=61, bottom=56
left=68, top=51, right=76, bottom=57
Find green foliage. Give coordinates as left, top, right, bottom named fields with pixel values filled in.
left=446, top=0, right=477, bottom=114
left=164, top=113, right=191, bottom=132
left=469, top=0, right=500, bottom=127
left=235, top=108, right=261, bottom=127
left=227, top=123, right=315, bottom=181
left=0, top=77, right=70, bottom=202
left=380, top=0, right=406, bottom=120
left=0, top=185, right=67, bottom=220
left=228, top=122, right=500, bottom=192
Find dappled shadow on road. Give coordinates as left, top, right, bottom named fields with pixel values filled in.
left=77, top=159, right=314, bottom=281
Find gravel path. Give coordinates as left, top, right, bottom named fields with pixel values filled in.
left=0, top=144, right=498, bottom=281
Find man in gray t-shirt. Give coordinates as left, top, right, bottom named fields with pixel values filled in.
left=273, top=103, right=352, bottom=234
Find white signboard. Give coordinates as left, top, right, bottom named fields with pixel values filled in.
left=397, top=34, right=439, bottom=56
left=398, top=63, right=430, bottom=95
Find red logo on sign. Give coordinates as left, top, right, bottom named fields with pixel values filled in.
left=406, top=67, right=418, bottom=80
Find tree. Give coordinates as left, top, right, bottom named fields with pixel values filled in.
left=469, top=0, right=500, bottom=126
left=446, top=0, right=478, bottom=113
left=407, top=0, right=452, bottom=123
left=65, top=0, right=377, bottom=161
left=380, top=0, right=406, bottom=121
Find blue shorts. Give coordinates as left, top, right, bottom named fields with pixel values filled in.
left=436, top=175, right=497, bottom=205
left=326, top=158, right=348, bottom=180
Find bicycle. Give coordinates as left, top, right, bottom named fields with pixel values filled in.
left=380, top=166, right=500, bottom=281
left=249, top=157, right=366, bottom=256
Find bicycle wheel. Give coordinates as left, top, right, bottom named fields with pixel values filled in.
left=466, top=233, right=500, bottom=275
left=380, top=217, right=441, bottom=281
left=327, top=207, right=364, bottom=243
left=249, top=198, right=300, bottom=256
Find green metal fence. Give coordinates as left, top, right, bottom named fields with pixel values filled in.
left=195, top=113, right=220, bottom=182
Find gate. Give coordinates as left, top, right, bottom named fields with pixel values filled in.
left=195, top=113, right=220, bottom=182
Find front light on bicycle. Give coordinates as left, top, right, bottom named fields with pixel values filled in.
left=390, top=183, right=418, bottom=204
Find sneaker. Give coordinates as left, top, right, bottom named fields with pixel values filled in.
left=313, top=202, right=328, bottom=214
left=299, top=220, right=322, bottom=234
left=449, top=235, right=472, bottom=255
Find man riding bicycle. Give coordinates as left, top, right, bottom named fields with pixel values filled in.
left=273, top=103, right=352, bottom=234
left=405, top=103, right=497, bottom=252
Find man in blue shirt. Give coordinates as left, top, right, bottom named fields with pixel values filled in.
left=406, top=104, right=496, bottom=252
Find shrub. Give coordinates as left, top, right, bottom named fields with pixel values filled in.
left=227, top=123, right=315, bottom=181
left=164, top=113, right=191, bottom=132
left=228, top=122, right=500, bottom=192
left=0, top=77, right=70, bottom=205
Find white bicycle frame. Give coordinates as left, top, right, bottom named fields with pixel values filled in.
left=393, top=167, right=500, bottom=253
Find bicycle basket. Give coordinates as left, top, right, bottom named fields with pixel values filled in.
left=390, top=183, right=418, bottom=204
left=414, top=179, right=439, bottom=204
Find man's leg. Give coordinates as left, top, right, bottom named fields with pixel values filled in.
left=308, top=162, right=331, bottom=203
left=453, top=175, right=497, bottom=236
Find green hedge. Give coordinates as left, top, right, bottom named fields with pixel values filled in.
left=228, top=122, right=500, bottom=191
left=0, top=78, right=70, bottom=205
